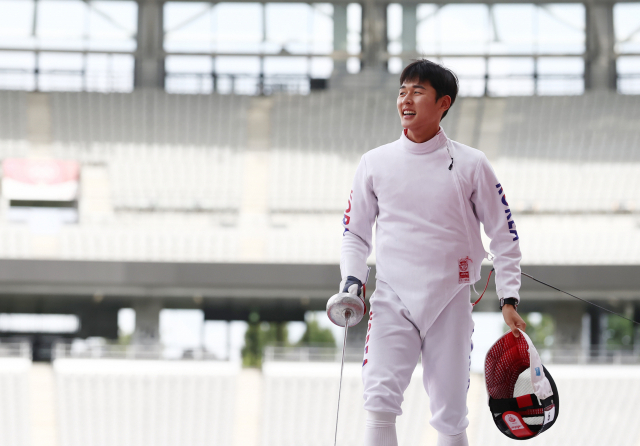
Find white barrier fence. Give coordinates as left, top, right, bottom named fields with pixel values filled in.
left=1, top=351, right=640, bottom=446
left=55, top=359, right=238, bottom=446
left=0, top=357, right=30, bottom=446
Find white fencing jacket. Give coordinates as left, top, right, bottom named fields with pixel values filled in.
left=340, top=127, right=522, bottom=334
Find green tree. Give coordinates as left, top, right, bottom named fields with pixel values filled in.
left=263, top=322, right=289, bottom=345
left=297, top=315, right=336, bottom=346
left=241, top=312, right=290, bottom=368
left=605, top=314, right=633, bottom=348
left=242, top=321, right=263, bottom=368
left=504, top=312, right=555, bottom=347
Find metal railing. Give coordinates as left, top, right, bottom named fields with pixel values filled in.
left=165, top=72, right=313, bottom=95
left=0, top=65, right=595, bottom=97
left=536, top=345, right=640, bottom=365
left=618, top=73, right=640, bottom=95
left=52, top=342, right=222, bottom=361
left=0, top=68, right=134, bottom=93
left=264, top=345, right=364, bottom=363
left=264, top=344, right=640, bottom=365
left=0, top=338, right=32, bottom=359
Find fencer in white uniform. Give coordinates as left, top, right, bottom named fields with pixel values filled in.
left=339, top=60, right=525, bottom=446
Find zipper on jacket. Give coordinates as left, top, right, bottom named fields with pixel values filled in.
left=444, top=140, right=477, bottom=282
left=446, top=144, right=454, bottom=170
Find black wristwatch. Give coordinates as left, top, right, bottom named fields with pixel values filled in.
left=500, top=297, right=519, bottom=311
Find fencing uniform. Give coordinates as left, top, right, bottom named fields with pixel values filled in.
left=340, top=127, right=522, bottom=435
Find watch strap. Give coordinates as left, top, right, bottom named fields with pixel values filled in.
left=500, top=297, right=519, bottom=310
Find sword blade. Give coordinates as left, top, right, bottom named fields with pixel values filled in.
left=334, top=311, right=351, bottom=446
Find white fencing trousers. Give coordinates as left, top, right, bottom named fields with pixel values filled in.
left=437, top=431, right=469, bottom=446
left=362, top=280, right=474, bottom=435
left=363, top=411, right=398, bottom=446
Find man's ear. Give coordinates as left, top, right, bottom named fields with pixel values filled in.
left=439, top=95, right=452, bottom=112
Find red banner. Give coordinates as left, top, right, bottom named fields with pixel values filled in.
left=2, top=159, right=80, bottom=201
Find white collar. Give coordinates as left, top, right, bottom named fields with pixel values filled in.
left=400, top=127, right=448, bottom=154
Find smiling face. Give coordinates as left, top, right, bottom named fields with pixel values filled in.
left=397, top=79, right=451, bottom=142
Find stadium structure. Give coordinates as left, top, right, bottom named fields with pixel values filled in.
left=0, top=0, right=640, bottom=445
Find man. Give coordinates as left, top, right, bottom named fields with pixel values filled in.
left=339, top=59, right=526, bottom=446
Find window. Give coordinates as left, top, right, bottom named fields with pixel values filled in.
left=0, top=0, right=136, bottom=92
left=409, top=4, right=585, bottom=96
left=614, top=4, right=640, bottom=94
left=164, top=2, right=335, bottom=94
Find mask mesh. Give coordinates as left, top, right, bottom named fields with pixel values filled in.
left=513, top=368, right=544, bottom=425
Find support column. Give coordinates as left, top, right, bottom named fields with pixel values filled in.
left=401, top=3, right=417, bottom=68
left=239, top=96, right=272, bottom=262
left=26, top=93, right=52, bottom=156
left=585, top=3, right=616, bottom=90
left=362, top=0, right=388, bottom=69
left=30, top=364, right=58, bottom=446
left=135, top=0, right=165, bottom=89
left=634, top=304, right=640, bottom=355
left=227, top=321, right=232, bottom=360
left=581, top=312, right=591, bottom=361
left=550, top=303, right=583, bottom=361
left=77, top=305, right=119, bottom=340
left=232, top=369, right=262, bottom=446
left=589, top=306, right=606, bottom=358
left=345, top=315, right=368, bottom=349
left=132, top=300, right=162, bottom=345
left=333, top=4, right=348, bottom=74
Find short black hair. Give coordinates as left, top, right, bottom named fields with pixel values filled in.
left=400, top=59, right=459, bottom=120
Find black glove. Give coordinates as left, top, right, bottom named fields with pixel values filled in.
left=340, top=275, right=363, bottom=297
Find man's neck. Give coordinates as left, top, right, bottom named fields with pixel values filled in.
left=405, top=124, right=440, bottom=144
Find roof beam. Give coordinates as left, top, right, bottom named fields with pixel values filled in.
left=0, top=260, right=637, bottom=302
left=133, top=0, right=637, bottom=4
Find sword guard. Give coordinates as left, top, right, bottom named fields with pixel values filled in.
left=326, top=292, right=365, bottom=327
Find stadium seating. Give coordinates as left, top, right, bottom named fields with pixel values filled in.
left=58, top=225, right=240, bottom=262
left=505, top=214, right=640, bottom=265
left=0, top=220, right=242, bottom=262
left=500, top=92, right=640, bottom=162
left=0, top=89, right=639, bottom=263
left=0, top=91, right=27, bottom=142
left=49, top=90, right=250, bottom=149
left=0, top=226, right=31, bottom=259
left=4, top=88, right=637, bottom=215
left=0, top=91, right=29, bottom=159
left=493, top=159, right=640, bottom=213
left=266, top=214, right=345, bottom=263
left=48, top=91, right=247, bottom=211
left=268, top=154, right=640, bottom=214
left=267, top=90, right=640, bottom=213
left=104, top=144, right=242, bottom=211
left=0, top=213, right=636, bottom=265
left=270, top=90, right=400, bottom=155
left=268, top=149, right=357, bottom=213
